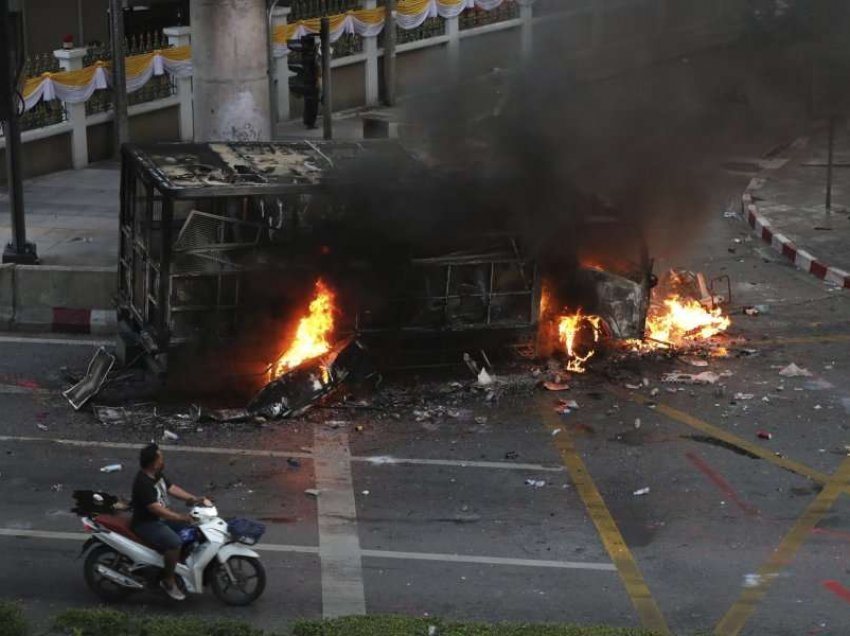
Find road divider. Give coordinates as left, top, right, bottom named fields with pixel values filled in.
left=0, top=264, right=116, bottom=334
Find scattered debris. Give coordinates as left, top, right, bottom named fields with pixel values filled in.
left=361, top=490, right=370, bottom=496
left=625, top=383, right=642, bottom=390
left=551, top=428, right=562, bottom=436
left=682, top=358, right=709, bottom=368
left=63, top=347, right=116, bottom=410
left=733, top=393, right=755, bottom=401
left=662, top=371, right=721, bottom=385
left=649, top=388, right=659, bottom=397
left=633, top=487, right=650, bottom=496
left=634, top=418, right=641, bottom=429
left=778, top=363, right=813, bottom=378
left=304, top=488, right=320, bottom=497
left=36, top=423, right=48, bottom=432
left=99, top=464, right=123, bottom=473
left=554, top=399, right=579, bottom=415
left=162, top=430, right=180, bottom=442
left=477, top=368, right=494, bottom=386
left=743, top=305, right=769, bottom=316
left=525, top=479, right=546, bottom=488
left=756, top=430, right=772, bottom=440
left=504, top=451, right=519, bottom=460
left=543, top=381, right=570, bottom=392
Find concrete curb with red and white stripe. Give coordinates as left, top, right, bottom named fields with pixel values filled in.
left=740, top=141, right=850, bottom=290
left=49, top=307, right=117, bottom=335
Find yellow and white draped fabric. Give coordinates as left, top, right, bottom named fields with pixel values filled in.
left=272, top=0, right=512, bottom=56
left=20, top=46, right=192, bottom=113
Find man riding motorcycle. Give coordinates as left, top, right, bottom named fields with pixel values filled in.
left=131, top=443, right=211, bottom=601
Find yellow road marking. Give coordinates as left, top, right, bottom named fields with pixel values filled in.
left=714, top=456, right=850, bottom=635
left=541, top=401, right=671, bottom=635
left=611, top=387, right=833, bottom=486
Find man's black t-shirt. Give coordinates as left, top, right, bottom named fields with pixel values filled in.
left=131, top=471, right=171, bottom=527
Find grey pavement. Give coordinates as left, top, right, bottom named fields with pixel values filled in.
left=0, top=162, right=120, bottom=267
left=750, top=123, right=850, bottom=273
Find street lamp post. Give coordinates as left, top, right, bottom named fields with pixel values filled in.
left=0, top=0, right=38, bottom=264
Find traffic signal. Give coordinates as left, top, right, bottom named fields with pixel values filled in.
left=287, top=36, right=319, bottom=98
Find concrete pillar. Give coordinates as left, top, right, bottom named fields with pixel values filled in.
left=363, top=0, right=379, bottom=106
left=163, top=26, right=193, bottom=141
left=271, top=6, right=292, bottom=124
left=519, top=0, right=533, bottom=62
left=53, top=47, right=88, bottom=169
left=190, top=0, right=271, bottom=142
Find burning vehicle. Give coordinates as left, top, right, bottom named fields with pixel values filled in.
left=113, top=141, right=728, bottom=413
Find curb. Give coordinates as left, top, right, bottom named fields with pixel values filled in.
left=741, top=140, right=850, bottom=290
left=51, top=308, right=116, bottom=335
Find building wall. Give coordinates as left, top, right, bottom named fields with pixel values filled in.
left=0, top=132, right=72, bottom=184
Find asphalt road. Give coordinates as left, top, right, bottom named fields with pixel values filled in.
left=0, top=179, right=849, bottom=636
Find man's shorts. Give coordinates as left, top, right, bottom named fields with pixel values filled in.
left=132, top=520, right=185, bottom=552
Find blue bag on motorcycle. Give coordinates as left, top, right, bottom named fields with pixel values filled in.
left=179, top=526, right=200, bottom=545
left=227, top=518, right=266, bottom=545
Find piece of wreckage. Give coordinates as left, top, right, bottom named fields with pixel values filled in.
left=101, top=141, right=663, bottom=408
left=248, top=338, right=379, bottom=419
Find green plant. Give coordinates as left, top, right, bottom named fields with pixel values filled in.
left=53, top=608, right=132, bottom=636
left=0, top=601, right=27, bottom=636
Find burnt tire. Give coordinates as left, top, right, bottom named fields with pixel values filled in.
left=210, top=556, right=266, bottom=606
left=83, top=544, right=136, bottom=603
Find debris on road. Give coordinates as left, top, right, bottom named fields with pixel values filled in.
left=743, top=306, right=760, bottom=316
left=554, top=399, right=579, bottom=415
left=99, top=464, right=123, bottom=473
left=756, top=430, right=772, bottom=440
left=36, top=423, right=48, bottom=431
left=551, top=428, right=562, bottom=436
left=525, top=479, right=546, bottom=488
left=662, top=371, right=721, bottom=385
left=634, top=418, right=641, bottom=429
left=477, top=368, right=495, bottom=386
left=543, top=381, right=570, bottom=391
left=162, top=430, right=180, bottom=442
left=63, top=347, right=116, bottom=410
left=304, top=488, right=320, bottom=497
left=779, top=363, right=813, bottom=378
left=733, top=393, right=755, bottom=401
left=682, top=358, right=709, bottom=367
left=633, top=487, right=650, bottom=496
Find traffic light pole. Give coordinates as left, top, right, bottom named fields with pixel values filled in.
left=383, top=0, right=396, bottom=106
left=1, top=0, right=37, bottom=264
left=109, top=0, right=129, bottom=159
left=321, top=17, right=332, bottom=140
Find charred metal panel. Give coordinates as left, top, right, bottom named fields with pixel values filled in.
left=581, top=269, right=649, bottom=339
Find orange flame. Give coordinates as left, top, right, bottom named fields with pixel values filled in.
left=272, top=280, right=335, bottom=378
left=645, top=294, right=730, bottom=346
left=557, top=310, right=603, bottom=373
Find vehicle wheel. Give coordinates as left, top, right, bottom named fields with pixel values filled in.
left=83, top=544, right=136, bottom=602
left=210, top=556, right=266, bottom=606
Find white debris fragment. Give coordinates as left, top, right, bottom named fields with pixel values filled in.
left=662, top=371, right=721, bottom=385
left=551, top=428, right=562, bottom=436
left=778, top=363, right=813, bottom=378
left=304, top=488, right=321, bottom=497
left=99, top=464, right=122, bottom=473
left=650, top=388, right=659, bottom=397
left=36, top=423, right=48, bottom=431
left=162, top=429, right=180, bottom=442
left=361, top=490, right=370, bottom=496
left=625, top=383, right=642, bottom=390
left=525, top=479, right=546, bottom=488
left=634, top=418, right=641, bottom=429
left=682, top=358, right=709, bottom=368
left=633, top=487, right=650, bottom=496
left=733, top=393, right=755, bottom=401
left=477, top=368, right=494, bottom=386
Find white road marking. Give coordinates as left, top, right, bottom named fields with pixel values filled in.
left=0, top=436, right=562, bottom=472
left=313, top=424, right=367, bottom=618
left=0, top=335, right=112, bottom=347
left=357, top=455, right=564, bottom=472
left=0, top=528, right=614, bottom=571
left=361, top=549, right=617, bottom=571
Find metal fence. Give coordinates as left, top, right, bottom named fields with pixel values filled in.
left=83, top=31, right=176, bottom=117
left=459, top=2, right=520, bottom=30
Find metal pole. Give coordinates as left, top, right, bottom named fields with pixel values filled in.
left=321, top=16, right=332, bottom=140
left=109, top=0, right=129, bottom=159
left=267, top=0, right=281, bottom=135
left=1, top=0, right=37, bottom=263
left=826, top=115, right=835, bottom=213
left=383, top=0, right=396, bottom=107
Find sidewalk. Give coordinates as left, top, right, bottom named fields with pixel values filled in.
left=0, top=162, right=119, bottom=267
left=745, top=124, right=850, bottom=285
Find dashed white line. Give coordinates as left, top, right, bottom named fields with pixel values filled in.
left=0, top=528, right=615, bottom=571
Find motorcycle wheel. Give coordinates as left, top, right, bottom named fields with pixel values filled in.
left=83, top=544, right=136, bottom=602
left=210, top=556, right=266, bottom=606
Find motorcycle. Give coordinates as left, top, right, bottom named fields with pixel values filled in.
left=76, top=495, right=266, bottom=606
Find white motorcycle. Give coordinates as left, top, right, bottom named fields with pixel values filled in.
left=78, top=503, right=266, bottom=606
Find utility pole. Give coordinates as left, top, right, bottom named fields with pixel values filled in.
left=320, top=17, right=332, bottom=140
left=109, top=0, right=129, bottom=159
left=383, top=0, right=396, bottom=106
left=1, top=0, right=37, bottom=264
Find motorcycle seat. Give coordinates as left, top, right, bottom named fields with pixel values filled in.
left=95, top=514, right=154, bottom=549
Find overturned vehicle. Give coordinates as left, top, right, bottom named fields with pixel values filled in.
left=115, top=142, right=654, bottom=392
